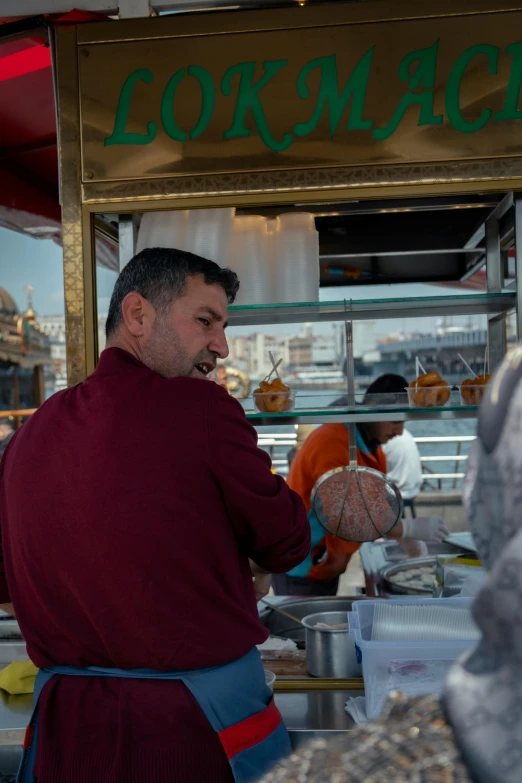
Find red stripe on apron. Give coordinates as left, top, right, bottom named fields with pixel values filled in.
left=23, top=725, right=34, bottom=750
left=218, top=698, right=283, bottom=760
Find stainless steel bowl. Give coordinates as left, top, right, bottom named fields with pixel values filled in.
left=301, top=611, right=361, bottom=678
left=380, top=557, right=437, bottom=596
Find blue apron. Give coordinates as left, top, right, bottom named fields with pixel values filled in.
left=17, top=647, right=290, bottom=783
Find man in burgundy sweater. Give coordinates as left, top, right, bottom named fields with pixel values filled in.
left=0, top=248, right=310, bottom=782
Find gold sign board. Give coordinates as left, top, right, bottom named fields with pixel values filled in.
left=79, top=7, right=522, bottom=183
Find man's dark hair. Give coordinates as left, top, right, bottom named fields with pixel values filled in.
left=363, top=373, right=408, bottom=405
left=105, top=247, right=240, bottom=338
left=364, top=374, right=407, bottom=398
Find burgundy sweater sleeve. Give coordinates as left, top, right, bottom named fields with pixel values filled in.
left=207, top=386, right=310, bottom=573
left=0, top=448, right=12, bottom=604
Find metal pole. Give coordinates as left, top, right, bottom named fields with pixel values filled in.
left=118, top=214, right=138, bottom=270
left=345, top=315, right=358, bottom=468
left=345, top=318, right=355, bottom=408
left=452, top=441, right=461, bottom=490
left=514, top=194, right=522, bottom=341
left=486, top=213, right=506, bottom=372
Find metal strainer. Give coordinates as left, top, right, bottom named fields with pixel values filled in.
left=311, top=463, right=403, bottom=542
left=310, top=319, right=403, bottom=543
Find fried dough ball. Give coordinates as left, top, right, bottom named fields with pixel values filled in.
left=460, top=373, right=491, bottom=405
left=409, top=374, right=450, bottom=407
left=254, top=377, right=292, bottom=413
left=417, top=372, right=442, bottom=387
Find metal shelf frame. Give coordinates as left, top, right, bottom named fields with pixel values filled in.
left=228, top=293, right=516, bottom=327
left=240, top=191, right=522, bottom=427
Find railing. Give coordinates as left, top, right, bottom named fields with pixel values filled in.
left=258, top=431, right=476, bottom=489
left=0, top=409, right=37, bottom=430
left=0, top=411, right=474, bottom=489
left=414, top=435, right=475, bottom=490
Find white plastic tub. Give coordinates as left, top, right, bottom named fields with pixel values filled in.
left=264, top=669, right=276, bottom=691
left=348, top=598, right=478, bottom=720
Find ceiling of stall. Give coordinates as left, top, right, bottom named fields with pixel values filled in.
left=99, top=191, right=511, bottom=287
left=236, top=193, right=508, bottom=288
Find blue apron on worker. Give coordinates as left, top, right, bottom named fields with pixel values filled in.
left=17, top=647, right=290, bottom=783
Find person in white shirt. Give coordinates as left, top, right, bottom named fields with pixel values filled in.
left=382, top=428, right=422, bottom=517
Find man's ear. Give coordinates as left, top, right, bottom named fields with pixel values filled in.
left=121, top=292, right=155, bottom=337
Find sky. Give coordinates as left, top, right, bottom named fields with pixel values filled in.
left=0, top=227, right=485, bottom=339
left=0, top=228, right=117, bottom=316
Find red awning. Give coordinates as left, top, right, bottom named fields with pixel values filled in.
left=0, top=24, right=59, bottom=227
left=0, top=11, right=117, bottom=269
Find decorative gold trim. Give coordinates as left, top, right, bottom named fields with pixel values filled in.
left=55, top=25, right=97, bottom=385
left=82, top=157, right=522, bottom=210
left=82, top=207, right=98, bottom=376
left=77, top=1, right=522, bottom=46
left=273, top=677, right=364, bottom=692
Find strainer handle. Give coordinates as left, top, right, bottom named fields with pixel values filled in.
left=348, top=423, right=358, bottom=468
left=345, top=318, right=358, bottom=468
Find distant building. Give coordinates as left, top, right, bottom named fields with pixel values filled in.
left=375, top=328, right=496, bottom=380
left=353, top=321, right=377, bottom=359
left=311, top=335, right=339, bottom=368
left=226, top=325, right=346, bottom=379
left=288, top=336, right=312, bottom=368
left=38, top=315, right=67, bottom=394
left=40, top=313, right=108, bottom=395
left=248, top=334, right=282, bottom=377
left=0, top=286, right=51, bottom=412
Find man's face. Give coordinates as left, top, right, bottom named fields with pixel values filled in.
left=140, top=275, right=229, bottom=379
left=365, top=420, right=404, bottom=445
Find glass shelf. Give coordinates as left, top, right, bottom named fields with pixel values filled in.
left=242, top=389, right=482, bottom=424
left=228, top=292, right=516, bottom=326
left=246, top=404, right=479, bottom=425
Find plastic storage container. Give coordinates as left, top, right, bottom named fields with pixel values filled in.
left=459, top=385, right=488, bottom=406
left=253, top=389, right=295, bottom=413
left=406, top=386, right=452, bottom=408
left=348, top=598, right=478, bottom=720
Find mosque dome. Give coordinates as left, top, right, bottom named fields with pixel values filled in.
left=0, top=288, right=18, bottom=315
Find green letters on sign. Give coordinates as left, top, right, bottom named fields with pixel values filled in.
left=105, top=68, right=157, bottom=146
left=294, top=49, right=374, bottom=138
left=373, top=41, right=443, bottom=142
left=494, top=42, right=522, bottom=121
left=446, top=44, right=499, bottom=133
left=161, top=65, right=215, bottom=141
left=221, top=60, right=293, bottom=152
left=103, top=37, right=522, bottom=156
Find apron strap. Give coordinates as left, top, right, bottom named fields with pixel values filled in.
left=16, top=652, right=289, bottom=783
left=16, top=670, right=54, bottom=783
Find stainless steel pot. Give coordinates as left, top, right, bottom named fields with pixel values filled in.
left=259, top=596, right=372, bottom=648
left=302, top=611, right=361, bottom=678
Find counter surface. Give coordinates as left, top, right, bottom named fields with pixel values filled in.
left=0, top=686, right=358, bottom=754
left=275, top=689, right=357, bottom=748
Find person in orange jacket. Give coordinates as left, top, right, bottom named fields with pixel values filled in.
left=272, top=375, right=448, bottom=596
